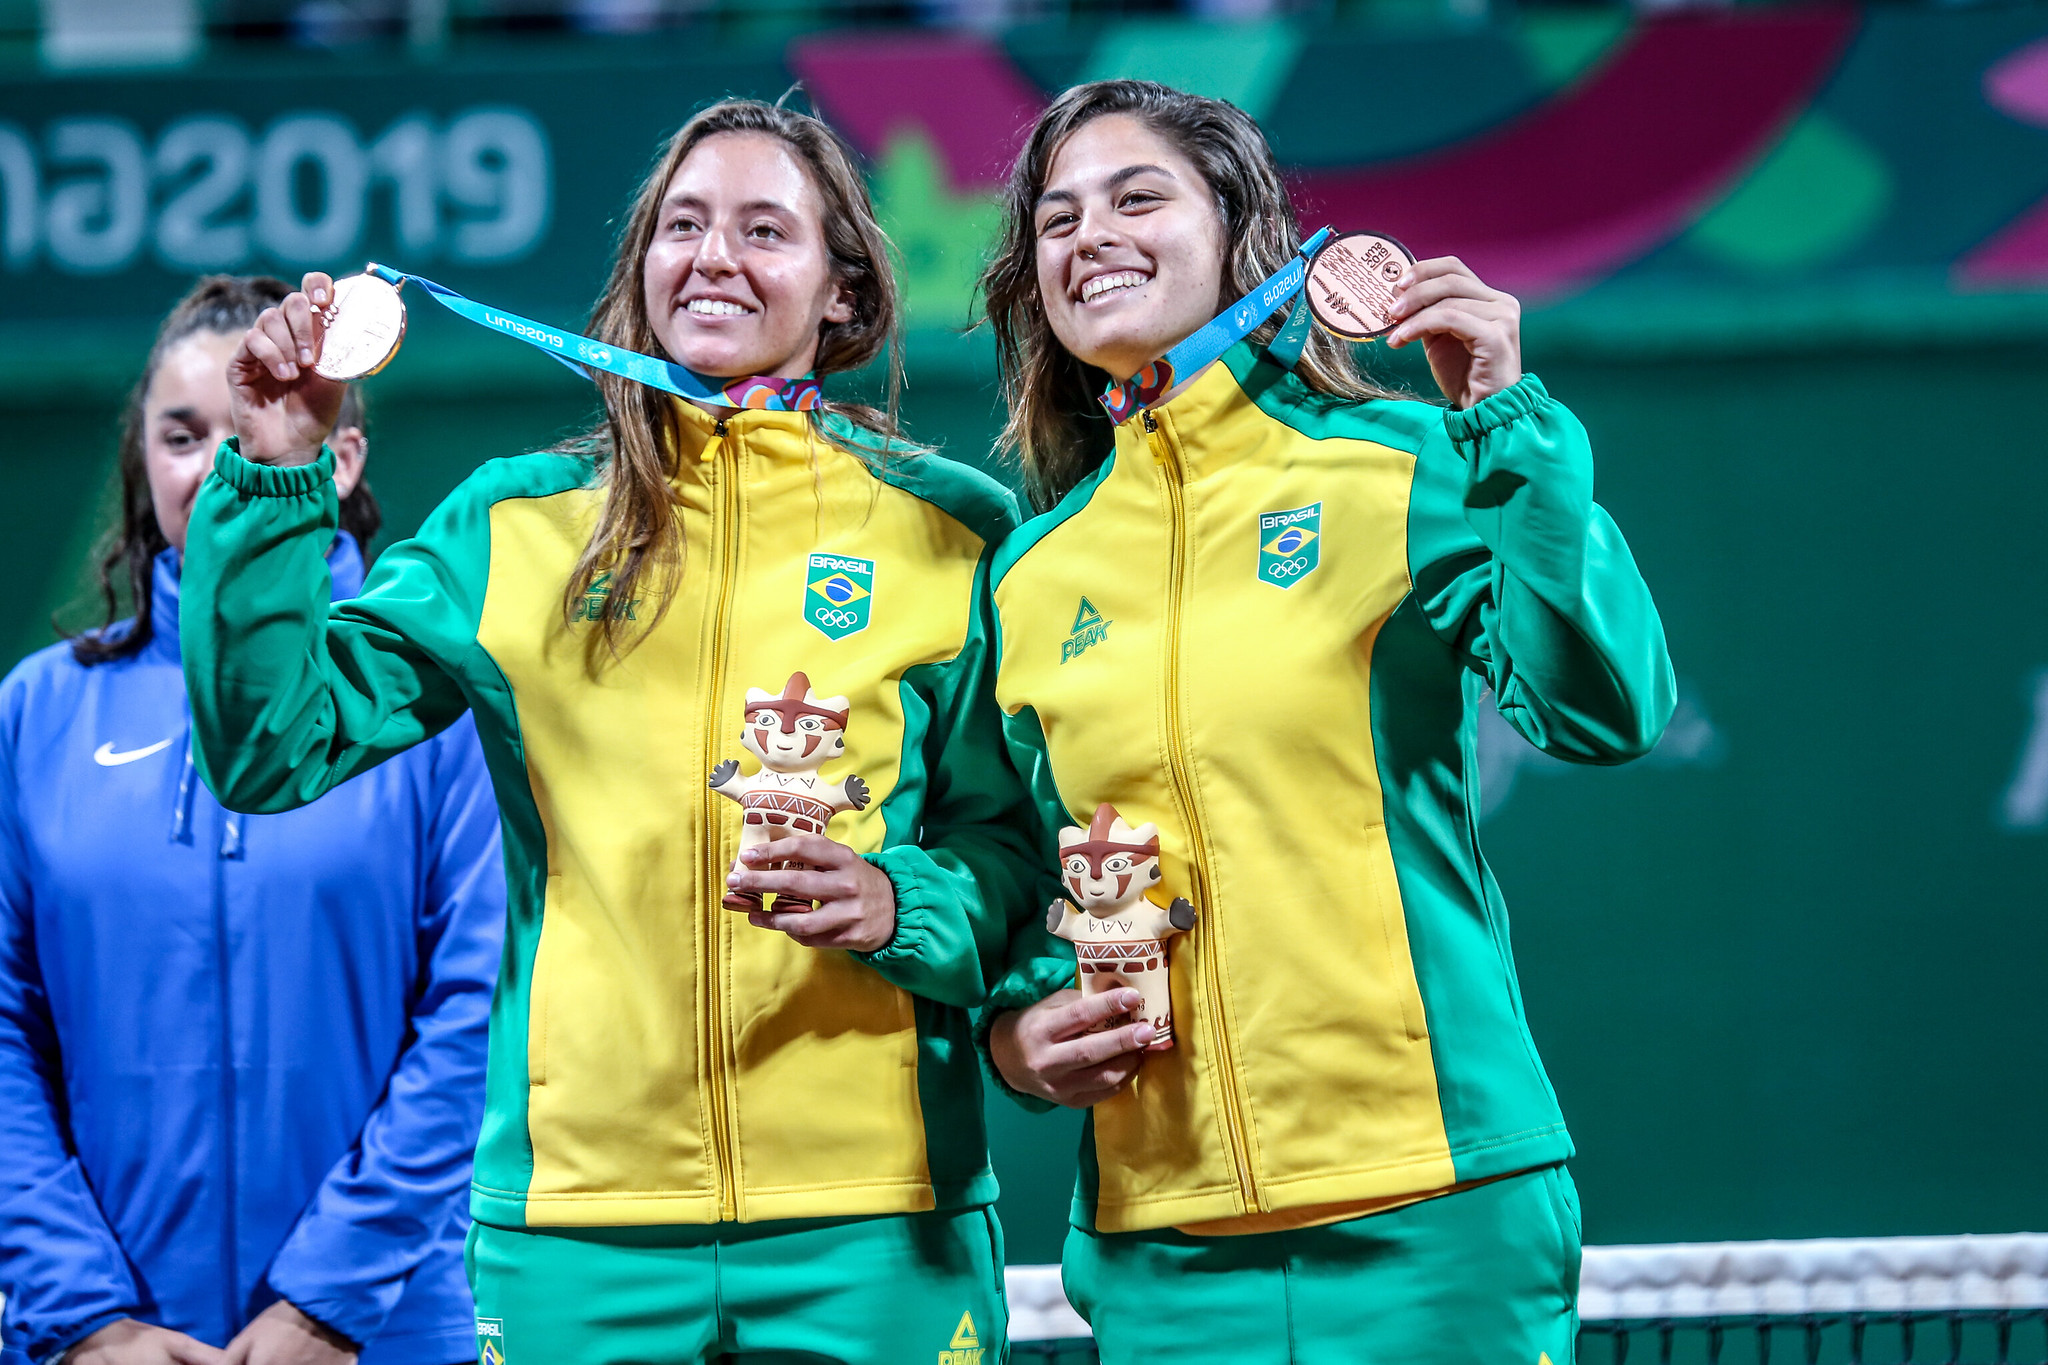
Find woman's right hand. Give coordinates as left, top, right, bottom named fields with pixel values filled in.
left=69, top=1317, right=227, bottom=1364
left=988, top=988, right=1152, bottom=1108
left=227, top=271, right=347, bottom=467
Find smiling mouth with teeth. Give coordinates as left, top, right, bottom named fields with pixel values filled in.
left=686, top=298, right=753, bottom=317
left=1080, top=271, right=1150, bottom=304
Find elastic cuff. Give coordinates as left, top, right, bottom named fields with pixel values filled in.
left=1443, top=373, right=1551, bottom=442
left=40, top=1308, right=135, bottom=1365
left=971, top=960, right=1076, bottom=1114
left=854, top=848, right=930, bottom=967
left=213, top=438, right=336, bottom=497
left=278, top=1298, right=364, bottom=1354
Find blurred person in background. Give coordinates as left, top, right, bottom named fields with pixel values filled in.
left=977, top=80, right=1674, bottom=1365
left=177, top=100, right=1041, bottom=1365
left=0, top=277, right=505, bottom=1365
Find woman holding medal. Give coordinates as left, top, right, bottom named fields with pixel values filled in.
left=976, top=80, right=1676, bottom=1364
left=177, top=100, right=1039, bottom=1365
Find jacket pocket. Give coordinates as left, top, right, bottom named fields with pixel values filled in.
left=527, top=893, right=555, bottom=1087
left=1362, top=820, right=1429, bottom=1043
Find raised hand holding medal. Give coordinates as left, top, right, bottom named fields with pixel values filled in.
left=227, top=270, right=354, bottom=468
left=1381, top=253, right=1524, bottom=413
left=1096, top=229, right=1522, bottom=419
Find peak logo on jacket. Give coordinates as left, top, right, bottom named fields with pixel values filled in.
left=806, top=552, right=874, bottom=640
left=1257, top=503, right=1321, bottom=588
left=937, top=1310, right=983, bottom=1364
left=1062, top=597, right=1110, bottom=664
left=571, top=571, right=638, bottom=623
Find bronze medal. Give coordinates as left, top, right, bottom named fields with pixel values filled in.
left=1304, top=231, right=1416, bottom=342
left=313, top=269, right=407, bottom=381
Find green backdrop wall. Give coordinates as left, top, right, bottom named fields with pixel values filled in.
left=3, top=8, right=2046, bottom=1269
left=8, top=337, right=2043, bottom=1265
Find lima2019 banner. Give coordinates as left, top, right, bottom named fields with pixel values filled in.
left=6, top=6, right=2048, bottom=336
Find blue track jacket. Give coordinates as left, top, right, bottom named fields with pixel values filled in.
left=0, top=537, right=504, bottom=1365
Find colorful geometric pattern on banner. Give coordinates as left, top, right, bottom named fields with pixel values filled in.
left=366, top=264, right=824, bottom=411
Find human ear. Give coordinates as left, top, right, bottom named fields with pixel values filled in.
left=822, top=283, right=855, bottom=327
left=329, top=425, right=368, bottom=499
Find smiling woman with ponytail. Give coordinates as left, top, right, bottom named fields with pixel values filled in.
left=173, top=99, right=1042, bottom=1365
left=70, top=275, right=378, bottom=665
left=0, top=274, right=504, bottom=1365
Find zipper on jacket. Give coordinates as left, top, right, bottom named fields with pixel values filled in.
left=1145, top=407, right=1262, bottom=1215
left=699, top=417, right=743, bottom=1219
left=170, top=728, right=197, bottom=844
left=212, top=802, right=241, bottom=1329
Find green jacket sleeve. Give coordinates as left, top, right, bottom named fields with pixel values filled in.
left=965, top=698, right=1078, bottom=1112
left=858, top=549, right=1050, bottom=1012
left=972, top=640, right=1081, bottom=1111
left=182, top=440, right=485, bottom=813
left=1410, top=374, right=1676, bottom=763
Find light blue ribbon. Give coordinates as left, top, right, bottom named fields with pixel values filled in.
left=1099, top=226, right=1332, bottom=423
left=365, top=264, right=823, bottom=411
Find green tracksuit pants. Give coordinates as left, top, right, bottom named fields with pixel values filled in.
left=1062, top=1164, right=1581, bottom=1365
left=466, top=1208, right=1006, bottom=1365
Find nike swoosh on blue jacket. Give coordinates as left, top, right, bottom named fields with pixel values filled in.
left=0, top=536, right=506, bottom=1365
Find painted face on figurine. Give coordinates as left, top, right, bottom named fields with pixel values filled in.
left=1059, top=809, right=1164, bottom=917
left=710, top=670, right=870, bottom=916
left=738, top=675, right=850, bottom=772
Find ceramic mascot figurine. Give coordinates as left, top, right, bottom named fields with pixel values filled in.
left=709, top=671, right=869, bottom=913
left=1046, top=803, right=1197, bottom=1051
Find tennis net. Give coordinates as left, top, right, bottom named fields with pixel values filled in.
left=1007, top=1234, right=2048, bottom=1364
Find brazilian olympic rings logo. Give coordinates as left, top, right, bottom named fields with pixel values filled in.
left=814, top=607, right=861, bottom=629
left=1267, top=558, right=1309, bottom=578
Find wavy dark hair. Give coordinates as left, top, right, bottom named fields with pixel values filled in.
left=69, top=275, right=377, bottom=665
left=558, top=97, right=910, bottom=658
left=978, top=79, right=1403, bottom=511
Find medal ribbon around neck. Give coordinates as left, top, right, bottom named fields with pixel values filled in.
left=1097, top=226, right=1332, bottom=425
left=365, top=264, right=824, bottom=411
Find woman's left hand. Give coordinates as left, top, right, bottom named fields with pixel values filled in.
left=1384, top=257, right=1522, bottom=411
left=728, top=835, right=898, bottom=952
left=222, top=1302, right=357, bottom=1365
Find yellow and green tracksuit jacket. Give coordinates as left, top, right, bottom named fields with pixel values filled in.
left=180, top=400, right=1039, bottom=1228
left=982, top=340, right=1675, bottom=1236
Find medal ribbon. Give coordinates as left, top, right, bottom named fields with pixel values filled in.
left=366, top=264, right=824, bottom=411
left=1098, top=227, right=1332, bottom=425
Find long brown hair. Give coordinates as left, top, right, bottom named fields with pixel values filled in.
left=70, top=275, right=377, bottom=665
left=979, top=79, right=1403, bottom=511
left=561, top=97, right=908, bottom=655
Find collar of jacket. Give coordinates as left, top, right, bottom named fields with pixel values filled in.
left=1107, top=337, right=1285, bottom=480
left=667, top=394, right=821, bottom=470
left=148, top=532, right=363, bottom=660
